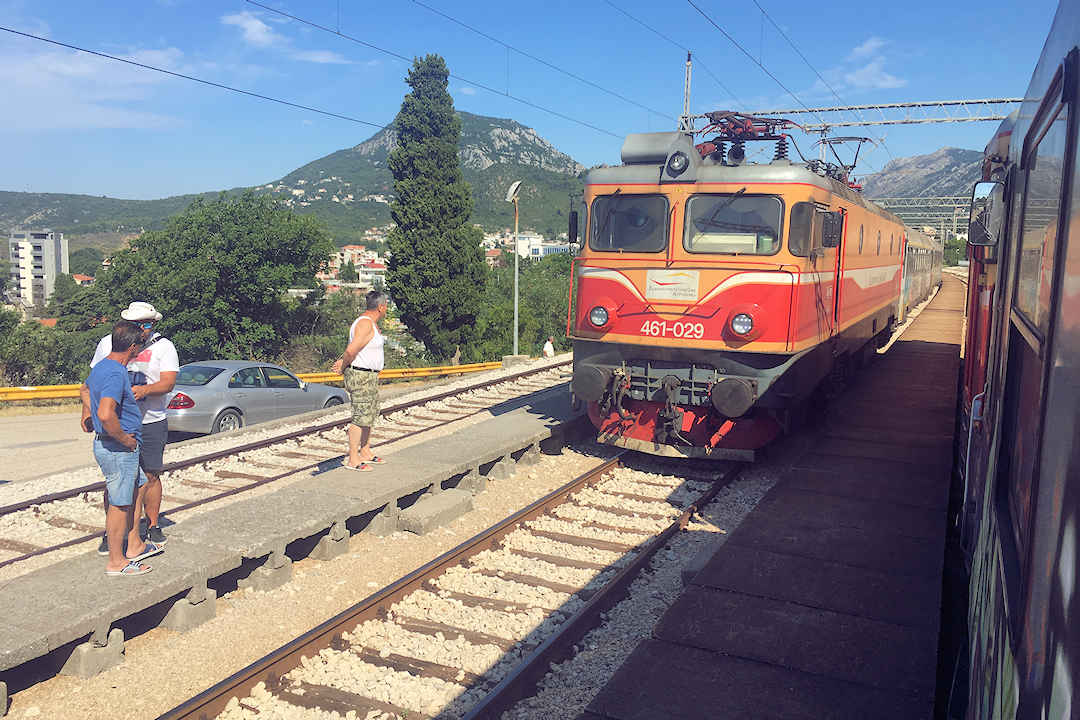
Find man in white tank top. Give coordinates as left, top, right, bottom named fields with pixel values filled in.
left=333, top=290, right=389, bottom=471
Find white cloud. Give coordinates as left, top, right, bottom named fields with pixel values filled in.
left=291, top=49, right=351, bottom=64
left=848, top=36, right=886, bottom=61
left=0, top=45, right=183, bottom=130
left=221, top=11, right=283, bottom=48
left=459, top=86, right=477, bottom=96
left=220, top=10, right=359, bottom=66
left=844, top=57, right=906, bottom=90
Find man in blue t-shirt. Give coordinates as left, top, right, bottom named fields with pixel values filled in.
left=84, top=320, right=163, bottom=576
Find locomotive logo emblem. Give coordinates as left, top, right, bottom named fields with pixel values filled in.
left=646, top=269, right=699, bottom=301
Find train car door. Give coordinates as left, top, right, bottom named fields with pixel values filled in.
left=819, top=209, right=843, bottom=336
left=831, top=210, right=847, bottom=327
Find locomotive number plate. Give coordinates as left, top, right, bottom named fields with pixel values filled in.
left=639, top=320, right=705, bottom=339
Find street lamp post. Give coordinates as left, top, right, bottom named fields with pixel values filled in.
left=506, top=181, right=522, bottom=356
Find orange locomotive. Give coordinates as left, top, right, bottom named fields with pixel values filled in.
left=568, top=113, right=931, bottom=460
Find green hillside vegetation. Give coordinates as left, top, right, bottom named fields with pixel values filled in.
left=0, top=112, right=583, bottom=251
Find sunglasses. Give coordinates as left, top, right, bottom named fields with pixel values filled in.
left=139, top=322, right=154, bottom=329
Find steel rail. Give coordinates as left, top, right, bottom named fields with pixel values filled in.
left=155, top=453, right=627, bottom=720
left=156, top=457, right=739, bottom=720
left=462, top=465, right=740, bottom=719
left=0, top=362, right=571, bottom=570
left=0, top=360, right=571, bottom=518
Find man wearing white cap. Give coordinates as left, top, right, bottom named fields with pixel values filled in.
left=83, top=301, right=179, bottom=554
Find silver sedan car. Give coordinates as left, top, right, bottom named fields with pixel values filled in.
left=166, top=360, right=348, bottom=434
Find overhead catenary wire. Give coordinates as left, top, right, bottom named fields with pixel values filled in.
left=601, top=0, right=744, bottom=111
left=245, top=0, right=621, bottom=139
left=684, top=0, right=825, bottom=125
left=408, top=0, right=673, bottom=121
left=0, top=25, right=389, bottom=128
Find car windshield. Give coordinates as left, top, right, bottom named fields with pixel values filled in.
left=176, top=365, right=225, bottom=386
left=590, top=194, right=669, bottom=252
left=684, top=194, right=783, bottom=255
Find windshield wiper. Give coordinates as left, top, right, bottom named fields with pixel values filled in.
left=596, top=188, right=623, bottom=247
left=706, top=187, right=747, bottom=225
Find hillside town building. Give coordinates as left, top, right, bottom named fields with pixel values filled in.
left=7, top=229, right=68, bottom=308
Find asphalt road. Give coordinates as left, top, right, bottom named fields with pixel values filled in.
left=0, top=412, right=92, bottom=486
left=0, top=377, right=457, bottom=486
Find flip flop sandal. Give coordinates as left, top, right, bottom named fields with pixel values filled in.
left=344, top=463, right=374, bottom=472
left=362, top=456, right=386, bottom=465
left=126, top=541, right=163, bottom=563
left=105, top=560, right=152, bottom=576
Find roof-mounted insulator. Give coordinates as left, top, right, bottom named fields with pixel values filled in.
left=774, top=137, right=789, bottom=161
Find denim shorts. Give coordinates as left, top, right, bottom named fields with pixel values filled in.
left=93, top=437, right=149, bottom=507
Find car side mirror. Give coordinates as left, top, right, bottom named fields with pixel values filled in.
left=299, top=381, right=308, bottom=391
left=568, top=210, right=579, bottom=244
left=968, top=181, right=1004, bottom=247
left=822, top=211, right=843, bottom=248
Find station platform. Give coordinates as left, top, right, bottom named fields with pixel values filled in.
left=584, top=277, right=965, bottom=720
left=0, top=383, right=581, bottom=698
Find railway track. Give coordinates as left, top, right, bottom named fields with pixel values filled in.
left=157, top=454, right=738, bottom=720
left=0, top=361, right=571, bottom=570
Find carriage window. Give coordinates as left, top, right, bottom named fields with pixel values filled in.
left=877, top=230, right=882, bottom=255
left=1016, top=104, right=1067, bottom=334
left=684, top=194, right=782, bottom=255
left=590, top=194, right=669, bottom=252
left=889, top=235, right=894, bottom=255
left=858, top=225, right=864, bottom=253
left=788, top=202, right=821, bottom=257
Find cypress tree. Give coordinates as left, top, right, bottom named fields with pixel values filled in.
left=386, top=54, right=486, bottom=362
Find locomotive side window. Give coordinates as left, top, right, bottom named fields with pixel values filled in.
left=858, top=225, right=864, bottom=253
left=877, top=230, right=882, bottom=255
left=589, top=194, right=669, bottom=253
left=684, top=194, right=782, bottom=255
left=788, top=202, right=821, bottom=257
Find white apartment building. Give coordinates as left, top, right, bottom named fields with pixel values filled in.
left=511, top=233, right=571, bottom=261
left=7, top=229, right=68, bottom=307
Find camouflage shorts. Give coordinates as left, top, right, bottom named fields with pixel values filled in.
left=343, top=367, right=380, bottom=428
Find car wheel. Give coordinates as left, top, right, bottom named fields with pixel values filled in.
left=212, top=409, right=243, bottom=434
left=324, top=396, right=345, bottom=408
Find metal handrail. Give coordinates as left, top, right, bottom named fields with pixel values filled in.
left=0, top=361, right=508, bottom=401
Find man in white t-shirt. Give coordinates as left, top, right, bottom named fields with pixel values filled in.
left=82, top=301, right=179, bottom=554
left=542, top=336, right=555, bottom=359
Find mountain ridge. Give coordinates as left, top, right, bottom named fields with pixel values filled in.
left=0, top=111, right=584, bottom=246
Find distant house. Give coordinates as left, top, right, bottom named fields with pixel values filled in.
left=72, top=274, right=95, bottom=286
left=35, top=318, right=58, bottom=328
left=485, top=249, right=504, bottom=268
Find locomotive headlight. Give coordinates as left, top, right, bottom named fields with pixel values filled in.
left=667, top=151, right=689, bottom=176
left=730, top=313, right=754, bottom=335
left=589, top=306, right=610, bottom=327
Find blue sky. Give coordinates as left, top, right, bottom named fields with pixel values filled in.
left=0, top=0, right=1061, bottom=199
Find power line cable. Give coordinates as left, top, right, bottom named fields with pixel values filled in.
left=245, top=0, right=621, bottom=139
left=748, top=1, right=896, bottom=168
left=408, top=0, right=672, bottom=120
left=0, top=25, right=389, bottom=128
left=685, top=0, right=825, bottom=124
left=601, top=0, right=744, bottom=111
left=749, top=0, right=860, bottom=123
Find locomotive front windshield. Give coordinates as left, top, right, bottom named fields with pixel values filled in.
left=684, top=194, right=783, bottom=255
left=590, top=193, right=669, bottom=252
